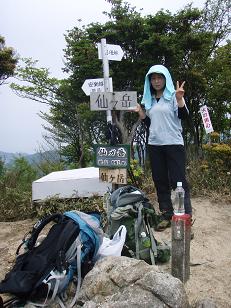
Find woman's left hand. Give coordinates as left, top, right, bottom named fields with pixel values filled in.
left=176, top=81, right=185, bottom=107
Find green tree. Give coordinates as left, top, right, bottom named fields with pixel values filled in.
left=205, top=42, right=231, bottom=137
left=62, top=0, right=230, bottom=152
left=0, top=157, right=38, bottom=221
left=0, top=158, right=5, bottom=178
left=0, top=36, right=18, bottom=85
left=11, top=58, right=108, bottom=167
left=5, top=156, right=37, bottom=191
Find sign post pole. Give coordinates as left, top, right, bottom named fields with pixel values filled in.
left=87, top=38, right=131, bottom=187
left=101, top=38, right=112, bottom=124
left=101, top=38, right=118, bottom=190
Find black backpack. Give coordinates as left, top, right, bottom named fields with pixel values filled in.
left=0, top=211, right=103, bottom=307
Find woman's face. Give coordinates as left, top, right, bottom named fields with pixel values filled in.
left=150, top=73, right=166, bottom=92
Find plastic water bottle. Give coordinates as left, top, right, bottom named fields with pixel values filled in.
left=140, top=231, right=151, bottom=248
left=171, top=183, right=191, bottom=283
left=174, top=182, right=185, bottom=215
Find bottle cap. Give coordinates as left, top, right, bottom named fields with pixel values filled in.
left=177, top=182, right=182, bottom=187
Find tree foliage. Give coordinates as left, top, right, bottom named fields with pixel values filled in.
left=204, top=42, right=231, bottom=136
left=11, top=58, right=106, bottom=167
left=4, top=157, right=37, bottom=191
left=11, top=58, right=63, bottom=105
left=0, top=36, right=18, bottom=85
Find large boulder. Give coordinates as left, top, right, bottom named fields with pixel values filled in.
left=77, top=256, right=189, bottom=308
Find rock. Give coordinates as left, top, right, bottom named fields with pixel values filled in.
left=193, top=298, right=218, bottom=308
left=77, top=256, right=189, bottom=308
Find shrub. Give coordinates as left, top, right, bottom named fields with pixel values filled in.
left=0, top=187, right=35, bottom=221
left=0, top=157, right=38, bottom=221
left=202, top=143, right=231, bottom=171
left=128, top=159, right=145, bottom=187
left=33, top=195, right=104, bottom=217
left=210, top=131, right=220, bottom=143
left=33, top=195, right=108, bottom=229
left=187, top=143, right=231, bottom=201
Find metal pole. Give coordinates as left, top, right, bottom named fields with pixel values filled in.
left=101, top=38, right=112, bottom=123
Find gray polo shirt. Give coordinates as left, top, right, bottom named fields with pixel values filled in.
left=146, top=96, right=185, bottom=145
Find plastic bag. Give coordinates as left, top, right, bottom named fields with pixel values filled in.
left=95, top=225, right=127, bottom=261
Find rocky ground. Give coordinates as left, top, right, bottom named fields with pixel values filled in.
left=0, top=197, right=230, bottom=307
left=154, top=197, right=231, bottom=307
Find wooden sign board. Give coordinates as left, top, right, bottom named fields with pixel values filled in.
left=99, top=168, right=127, bottom=184
left=90, top=91, right=137, bottom=111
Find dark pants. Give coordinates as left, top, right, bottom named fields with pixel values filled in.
left=148, top=144, right=192, bottom=217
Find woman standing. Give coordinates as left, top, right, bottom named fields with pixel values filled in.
left=136, top=64, right=192, bottom=230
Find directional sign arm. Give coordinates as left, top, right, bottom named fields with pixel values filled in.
left=97, top=43, right=124, bottom=61
left=81, top=78, right=112, bottom=96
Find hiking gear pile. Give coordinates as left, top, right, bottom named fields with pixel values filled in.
left=0, top=186, right=171, bottom=307
left=0, top=211, right=103, bottom=307
left=106, top=185, right=171, bottom=265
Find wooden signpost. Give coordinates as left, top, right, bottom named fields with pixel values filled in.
left=82, top=38, right=137, bottom=185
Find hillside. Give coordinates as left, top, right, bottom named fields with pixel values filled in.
left=0, top=150, right=60, bottom=166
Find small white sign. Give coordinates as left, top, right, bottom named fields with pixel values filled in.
left=81, top=78, right=113, bottom=96
left=97, top=43, right=124, bottom=61
left=200, top=105, right=214, bottom=134
left=90, top=91, right=137, bottom=111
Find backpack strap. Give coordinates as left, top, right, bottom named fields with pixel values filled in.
left=134, top=202, right=143, bottom=259
left=146, top=221, right=157, bottom=265
left=69, top=236, right=82, bottom=307
left=16, top=213, right=64, bottom=254
left=27, top=214, right=65, bottom=250
left=1, top=296, right=26, bottom=308
left=134, top=203, right=158, bottom=264
left=57, top=235, right=83, bottom=308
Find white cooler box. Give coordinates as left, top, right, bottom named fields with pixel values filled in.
left=32, top=167, right=111, bottom=201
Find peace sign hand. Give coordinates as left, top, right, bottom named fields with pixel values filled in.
left=175, top=81, right=185, bottom=107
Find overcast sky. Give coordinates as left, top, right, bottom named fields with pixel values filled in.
left=0, top=0, right=205, bottom=154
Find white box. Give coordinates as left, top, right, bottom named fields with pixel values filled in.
left=32, top=167, right=112, bottom=201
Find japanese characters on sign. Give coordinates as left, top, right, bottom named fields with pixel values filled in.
left=81, top=78, right=113, bottom=96
left=90, top=91, right=137, bottom=111
left=94, top=144, right=130, bottom=169
left=97, top=43, right=124, bottom=61
left=199, top=105, right=214, bottom=134
left=99, top=168, right=127, bottom=184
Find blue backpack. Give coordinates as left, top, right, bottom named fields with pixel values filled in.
left=0, top=211, right=103, bottom=307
